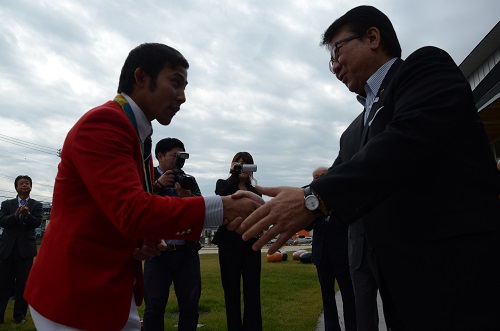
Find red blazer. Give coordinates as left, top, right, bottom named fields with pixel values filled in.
left=25, top=101, right=206, bottom=331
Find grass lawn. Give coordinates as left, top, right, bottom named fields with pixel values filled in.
left=1, top=249, right=327, bottom=330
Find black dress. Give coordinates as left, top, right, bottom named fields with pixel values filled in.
left=212, top=175, right=263, bottom=331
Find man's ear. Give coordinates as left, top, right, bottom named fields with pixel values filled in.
left=133, top=67, right=148, bottom=87
left=366, top=27, right=381, bottom=50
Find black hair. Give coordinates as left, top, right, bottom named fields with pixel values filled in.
left=321, top=5, right=401, bottom=58
left=154, top=138, right=185, bottom=160
left=230, top=151, right=256, bottom=186
left=117, top=43, right=189, bottom=94
left=15, top=175, right=32, bottom=189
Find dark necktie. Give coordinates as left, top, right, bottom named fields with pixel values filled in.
left=144, top=136, right=152, bottom=160
left=143, top=136, right=153, bottom=192
left=20, top=199, right=27, bottom=206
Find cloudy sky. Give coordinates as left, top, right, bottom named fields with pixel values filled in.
left=0, top=0, right=498, bottom=203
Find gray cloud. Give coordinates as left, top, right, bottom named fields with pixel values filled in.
left=0, top=0, right=498, bottom=200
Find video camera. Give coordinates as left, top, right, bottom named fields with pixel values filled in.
left=231, top=164, right=257, bottom=175
left=173, top=152, right=196, bottom=190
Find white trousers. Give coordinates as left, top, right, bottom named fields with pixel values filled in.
left=30, top=296, right=141, bottom=331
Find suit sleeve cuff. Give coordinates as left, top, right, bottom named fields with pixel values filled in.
left=203, top=196, right=223, bottom=228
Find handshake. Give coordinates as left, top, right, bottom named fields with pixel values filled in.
left=135, top=185, right=317, bottom=261
left=134, top=189, right=266, bottom=261
left=219, top=190, right=264, bottom=228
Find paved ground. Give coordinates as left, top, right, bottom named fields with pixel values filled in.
left=314, top=291, right=387, bottom=331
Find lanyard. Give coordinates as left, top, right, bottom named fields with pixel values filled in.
left=113, top=94, right=153, bottom=193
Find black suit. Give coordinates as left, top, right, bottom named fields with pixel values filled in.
left=0, top=197, right=42, bottom=323
left=332, top=60, right=404, bottom=331
left=143, top=167, right=202, bottom=331
left=311, top=47, right=500, bottom=330
left=312, top=217, right=356, bottom=331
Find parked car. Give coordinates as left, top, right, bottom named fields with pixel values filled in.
left=267, top=237, right=294, bottom=246
left=294, top=235, right=312, bottom=245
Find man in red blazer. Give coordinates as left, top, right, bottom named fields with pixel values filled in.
left=24, top=43, right=263, bottom=331
left=239, top=6, right=500, bottom=330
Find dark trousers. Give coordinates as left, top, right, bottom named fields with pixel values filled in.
left=350, top=240, right=380, bottom=331
left=316, top=258, right=356, bottom=331
left=218, top=245, right=262, bottom=331
left=143, top=250, right=201, bottom=331
left=0, top=248, right=33, bottom=323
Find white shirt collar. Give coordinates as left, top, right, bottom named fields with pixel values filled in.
left=18, top=196, right=30, bottom=204
left=121, top=92, right=153, bottom=142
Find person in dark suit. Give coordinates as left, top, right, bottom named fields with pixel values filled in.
left=239, top=6, right=500, bottom=330
left=213, top=152, right=262, bottom=331
left=336, top=112, right=383, bottom=331
left=311, top=167, right=356, bottom=331
left=143, top=137, right=203, bottom=331
left=0, top=175, right=42, bottom=324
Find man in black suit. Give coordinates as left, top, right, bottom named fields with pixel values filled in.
left=336, top=108, right=383, bottom=331
left=143, top=138, right=203, bottom=331
left=240, top=5, right=500, bottom=330
left=311, top=167, right=356, bottom=331
left=0, top=175, right=42, bottom=324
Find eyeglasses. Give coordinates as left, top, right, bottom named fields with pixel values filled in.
left=329, top=34, right=362, bottom=72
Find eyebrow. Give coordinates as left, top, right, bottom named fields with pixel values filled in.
left=173, top=72, right=188, bottom=87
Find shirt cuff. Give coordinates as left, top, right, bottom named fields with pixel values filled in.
left=203, top=196, right=223, bottom=227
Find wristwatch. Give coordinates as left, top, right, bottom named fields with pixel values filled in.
left=304, top=186, right=326, bottom=219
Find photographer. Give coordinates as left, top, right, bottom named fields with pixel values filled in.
left=152, top=139, right=200, bottom=197
left=143, top=138, right=202, bottom=331
left=212, top=152, right=262, bottom=331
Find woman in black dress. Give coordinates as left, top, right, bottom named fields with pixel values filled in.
left=212, top=152, right=262, bottom=331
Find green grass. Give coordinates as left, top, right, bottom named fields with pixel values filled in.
left=1, top=250, right=326, bottom=330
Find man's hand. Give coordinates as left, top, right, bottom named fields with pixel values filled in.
left=132, top=239, right=167, bottom=261
left=157, top=170, right=176, bottom=187
left=175, top=182, right=192, bottom=198
left=15, top=206, right=29, bottom=219
left=222, top=191, right=265, bottom=230
left=238, top=186, right=315, bottom=254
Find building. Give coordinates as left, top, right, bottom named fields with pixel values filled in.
left=459, top=21, right=500, bottom=160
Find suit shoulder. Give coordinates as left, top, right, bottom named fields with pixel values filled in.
left=216, top=179, right=227, bottom=186
left=29, top=199, right=43, bottom=207
left=405, top=46, right=456, bottom=66
left=214, top=179, right=227, bottom=194
left=70, top=101, right=135, bottom=138
left=1, top=198, right=16, bottom=205
left=392, top=46, right=466, bottom=92
left=82, top=100, right=125, bottom=121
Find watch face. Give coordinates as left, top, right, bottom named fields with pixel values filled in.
left=305, top=195, right=319, bottom=210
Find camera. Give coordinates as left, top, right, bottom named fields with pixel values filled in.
left=173, top=152, right=196, bottom=190
left=231, top=164, right=257, bottom=175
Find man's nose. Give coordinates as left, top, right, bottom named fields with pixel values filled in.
left=177, top=90, right=186, bottom=104
left=332, top=61, right=342, bottom=76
